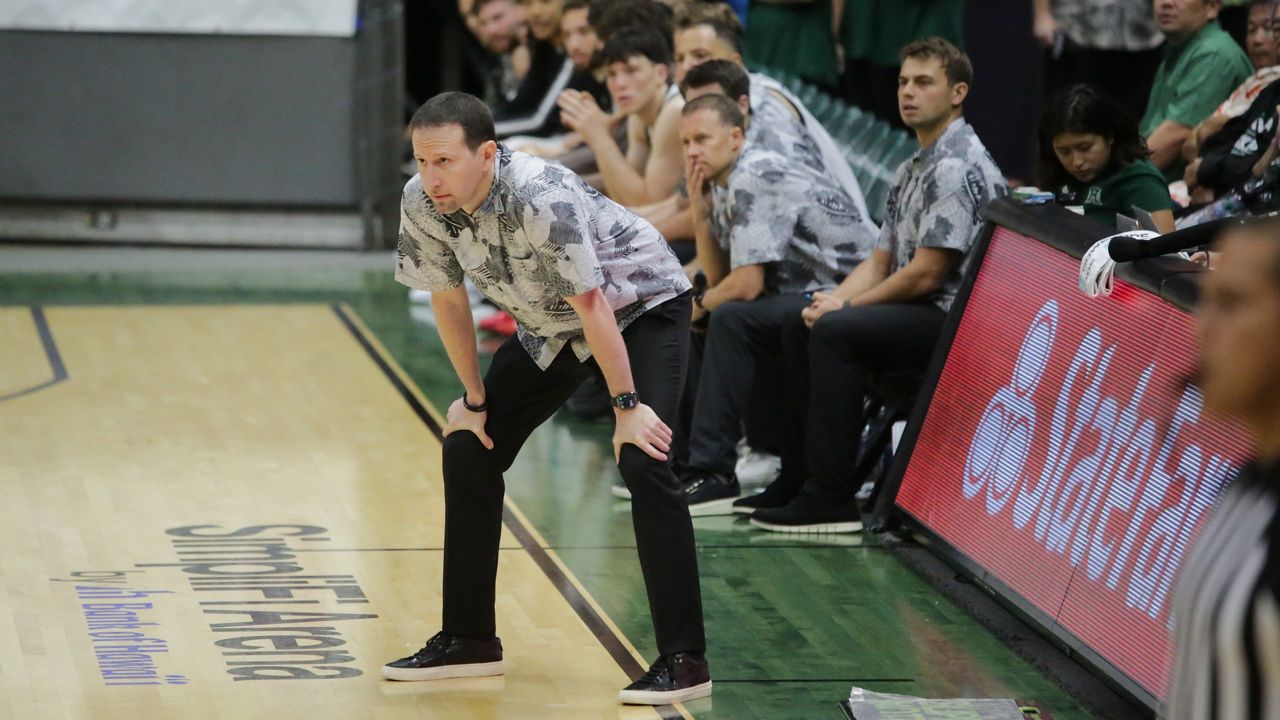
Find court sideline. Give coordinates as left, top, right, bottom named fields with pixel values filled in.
left=0, top=244, right=1115, bottom=719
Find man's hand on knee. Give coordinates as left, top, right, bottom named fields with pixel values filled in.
left=612, top=403, right=672, bottom=463
left=445, top=397, right=495, bottom=450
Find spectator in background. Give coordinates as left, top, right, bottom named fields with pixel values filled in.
left=666, top=4, right=875, bottom=251
left=1039, top=84, right=1176, bottom=231
left=1182, top=0, right=1280, bottom=199
left=590, top=0, right=675, bottom=48
left=558, top=28, right=685, bottom=206
left=561, top=0, right=608, bottom=107
left=1186, top=86, right=1280, bottom=201
left=745, top=0, right=841, bottom=91
left=840, top=0, right=967, bottom=126
left=1033, top=0, right=1164, bottom=123
left=511, top=0, right=618, bottom=162
left=1141, top=0, right=1253, bottom=182
left=673, top=93, right=875, bottom=513
left=491, top=0, right=576, bottom=139
left=746, top=38, right=1007, bottom=530
left=1163, top=217, right=1280, bottom=720
left=1186, top=0, right=1280, bottom=151
left=473, top=0, right=530, bottom=107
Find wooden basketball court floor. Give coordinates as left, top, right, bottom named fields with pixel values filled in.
left=0, top=245, right=1107, bottom=719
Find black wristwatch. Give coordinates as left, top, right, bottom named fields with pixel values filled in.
left=612, top=392, right=640, bottom=411
left=462, top=393, right=488, bottom=412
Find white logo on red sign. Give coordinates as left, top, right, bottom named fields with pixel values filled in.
left=959, top=300, right=1238, bottom=622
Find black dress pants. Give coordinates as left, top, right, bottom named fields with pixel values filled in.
left=439, top=293, right=706, bottom=657
left=686, top=295, right=811, bottom=476
left=779, top=302, right=947, bottom=500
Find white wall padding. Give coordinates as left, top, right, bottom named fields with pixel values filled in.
left=1, top=0, right=358, bottom=37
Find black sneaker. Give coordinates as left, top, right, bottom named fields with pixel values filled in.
left=731, top=476, right=801, bottom=515
left=381, top=632, right=504, bottom=681
left=683, top=471, right=740, bottom=516
left=618, top=653, right=712, bottom=705
left=749, top=492, right=863, bottom=534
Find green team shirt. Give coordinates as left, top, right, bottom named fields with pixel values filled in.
left=1061, top=159, right=1173, bottom=228
left=1140, top=21, right=1252, bottom=181
left=746, top=0, right=839, bottom=88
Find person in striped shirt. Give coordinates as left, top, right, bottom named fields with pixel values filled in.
left=1167, top=217, right=1280, bottom=719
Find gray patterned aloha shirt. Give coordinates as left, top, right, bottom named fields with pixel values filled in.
left=879, top=118, right=1007, bottom=312
left=708, top=143, right=875, bottom=295
left=747, top=72, right=878, bottom=233
left=747, top=74, right=823, bottom=171
left=395, top=144, right=690, bottom=370
left=1052, top=0, right=1162, bottom=52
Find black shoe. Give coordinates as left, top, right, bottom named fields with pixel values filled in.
left=731, top=476, right=801, bottom=515
left=749, top=492, right=863, bottom=534
left=381, top=631, right=504, bottom=681
left=618, top=653, right=712, bottom=705
left=683, top=470, right=740, bottom=516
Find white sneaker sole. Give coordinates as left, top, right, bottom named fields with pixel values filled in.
left=611, top=484, right=632, bottom=500
left=381, top=660, right=505, bottom=682
left=688, top=495, right=740, bottom=517
left=619, top=680, right=712, bottom=705
left=749, top=518, right=863, bottom=534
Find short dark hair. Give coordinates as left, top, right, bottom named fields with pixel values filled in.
left=680, top=59, right=749, bottom=102
left=591, top=0, right=673, bottom=47
left=1036, top=84, right=1149, bottom=189
left=674, top=2, right=744, bottom=55
left=601, top=26, right=673, bottom=67
left=682, top=93, right=745, bottom=132
left=900, top=37, right=973, bottom=88
left=407, top=92, right=496, bottom=150
left=563, top=0, right=590, bottom=13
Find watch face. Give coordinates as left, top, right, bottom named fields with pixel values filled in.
left=614, top=393, right=638, bottom=409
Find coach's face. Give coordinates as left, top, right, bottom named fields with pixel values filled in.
left=412, top=124, right=497, bottom=215
left=679, top=107, right=743, bottom=182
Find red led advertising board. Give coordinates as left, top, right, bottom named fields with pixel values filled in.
left=895, top=227, right=1253, bottom=702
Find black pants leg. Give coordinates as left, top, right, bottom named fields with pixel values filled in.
left=744, top=350, right=784, bottom=455
left=777, top=311, right=815, bottom=493
left=779, top=303, right=946, bottom=502
left=440, top=294, right=705, bottom=657
left=670, top=328, right=707, bottom=480
left=441, top=337, right=592, bottom=639
left=687, top=295, right=811, bottom=476
left=615, top=294, right=705, bottom=655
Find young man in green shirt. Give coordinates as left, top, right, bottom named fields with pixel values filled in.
left=1141, top=0, right=1253, bottom=182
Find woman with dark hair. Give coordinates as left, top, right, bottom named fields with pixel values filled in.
left=1038, top=84, right=1176, bottom=233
